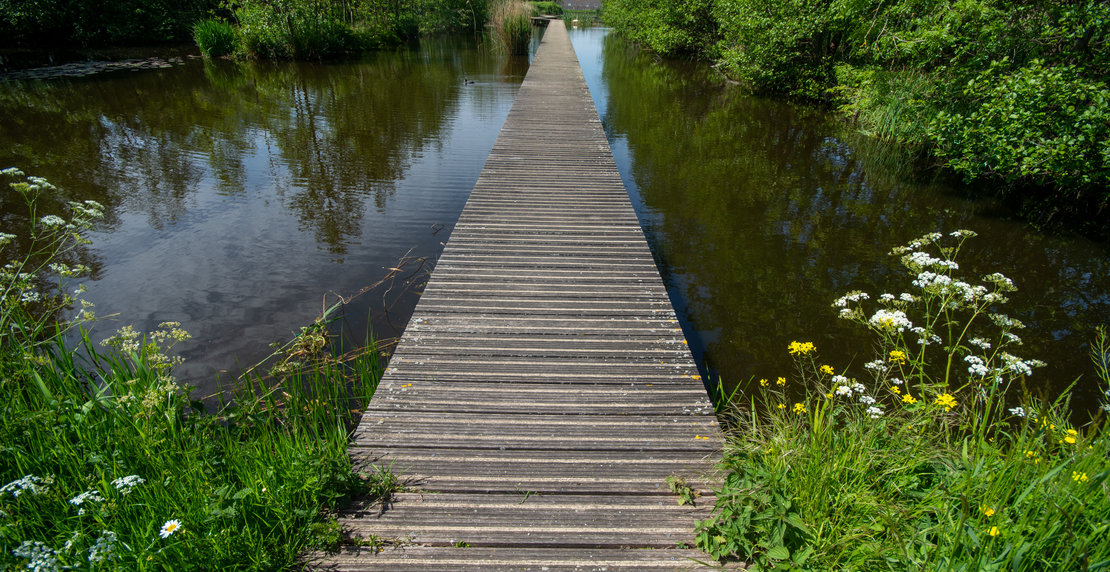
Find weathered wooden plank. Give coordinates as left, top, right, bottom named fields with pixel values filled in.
left=306, top=547, right=714, bottom=571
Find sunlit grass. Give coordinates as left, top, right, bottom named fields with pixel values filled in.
left=701, top=230, right=1110, bottom=570
left=0, top=170, right=389, bottom=570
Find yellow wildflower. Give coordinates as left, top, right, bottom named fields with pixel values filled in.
left=759, top=378, right=768, bottom=387
left=989, top=526, right=1000, bottom=537
left=934, top=393, right=957, bottom=412
left=777, top=403, right=786, bottom=410
left=1064, top=429, right=1078, bottom=444
left=820, top=365, right=834, bottom=375
left=793, top=403, right=806, bottom=415
left=776, top=377, right=786, bottom=386
left=888, top=350, right=908, bottom=364
left=788, top=341, right=816, bottom=355
left=890, top=385, right=901, bottom=395
left=981, top=506, right=995, bottom=517
left=1072, top=471, right=1089, bottom=483
left=902, top=394, right=917, bottom=404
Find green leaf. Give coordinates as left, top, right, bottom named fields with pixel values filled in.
left=766, top=546, right=790, bottom=560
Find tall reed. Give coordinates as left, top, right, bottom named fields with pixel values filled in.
left=491, top=0, right=533, bottom=55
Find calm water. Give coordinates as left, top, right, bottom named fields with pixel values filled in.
left=0, top=38, right=527, bottom=393
left=2, top=30, right=1107, bottom=408
left=569, top=28, right=1110, bottom=409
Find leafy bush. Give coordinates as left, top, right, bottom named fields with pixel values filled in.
left=700, top=230, right=1110, bottom=570
left=193, top=19, right=236, bottom=58
left=530, top=1, right=562, bottom=15
left=604, top=0, right=1110, bottom=201
left=932, top=60, right=1110, bottom=189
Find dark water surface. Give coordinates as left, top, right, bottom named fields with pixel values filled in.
left=0, top=38, right=526, bottom=393
left=569, top=28, right=1110, bottom=409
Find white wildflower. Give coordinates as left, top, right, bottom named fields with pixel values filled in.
left=1, top=475, right=50, bottom=498
left=869, top=309, right=912, bottom=331
left=831, top=375, right=849, bottom=385
left=899, top=292, right=916, bottom=303
left=12, top=541, right=58, bottom=572
left=859, top=395, right=876, bottom=405
left=0, top=232, right=15, bottom=246
left=69, top=490, right=104, bottom=506
left=965, top=355, right=990, bottom=377
left=851, top=382, right=867, bottom=394
left=1008, top=407, right=1026, bottom=417
left=835, top=385, right=853, bottom=397
left=88, top=531, right=118, bottom=563
left=39, top=215, right=65, bottom=227
left=866, top=406, right=884, bottom=419
left=159, top=519, right=183, bottom=539
left=1, top=167, right=26, bottom=177
left=1003, top=332, right=1023, bottom=345
left=990, top=314, right=1026, bottom=329
left=864, top=360, right=886, bottom=371
left=983, top=272, right=1016, bottom=291
left=833, top=291, right=870, bottom=307
left=880, top=293, right=895, bottom=302
left=969, top=337, right=991, bottom=350
left=890, top=377, right=903, bottom=385
left=111, top=475, right=145, bottom=495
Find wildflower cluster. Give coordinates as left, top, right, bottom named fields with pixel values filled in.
left=832, top=230, right=1045, bottom=405
left=1, top=169, right=103, bottom=349
left=702, top=230, right=1110, bottom=570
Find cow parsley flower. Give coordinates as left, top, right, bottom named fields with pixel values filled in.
left=12, top=541, right=58, bottom=571
left=869, top=309, right=912, bottom=331
left=88, top=531, right=118, bottom=563
left=111, top=475, right=145, bottom=495
left=39, top=215, right=65, bottom=227
left=866, top=406, right=884, bottom=418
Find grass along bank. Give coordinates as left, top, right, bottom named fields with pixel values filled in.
left=0, top=169, right=389, bottom=570
left=701, top=230, right=1110, bottom=570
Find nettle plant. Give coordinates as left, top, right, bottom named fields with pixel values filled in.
left=829, top=229, right=1044, bottom=426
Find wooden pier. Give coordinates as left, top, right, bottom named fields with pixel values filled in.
left=312, top=20, right=721, bottom=571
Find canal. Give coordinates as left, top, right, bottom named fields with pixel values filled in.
left=1, top=27, right=1107, bottom=407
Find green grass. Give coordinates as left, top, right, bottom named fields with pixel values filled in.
left=700, top=231, right=1110, bottom=570
left=193, top=19, right=237, bottom=59
left=0, top=170, right=390, bottom=569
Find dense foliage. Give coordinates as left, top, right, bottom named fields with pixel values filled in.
left=0, top=0, right=215, bottom=47
left=602, top=0, right=1109, bottom=207
left=1, top=0, right=489, bottom=54
left=194, top=0, right=491, bottom=59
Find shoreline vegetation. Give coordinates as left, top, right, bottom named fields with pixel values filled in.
left=0, top=169, right=392, bottom=569
left=703, top=231, right=1110, bottom=570
left=601, top=0, right=1109, bottom=236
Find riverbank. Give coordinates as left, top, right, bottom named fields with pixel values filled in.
left=0, top=170, right=390, bottom=570
left=701, top=231, right=1110, bottom=569
left=601, top=0, right=1109, bottom=235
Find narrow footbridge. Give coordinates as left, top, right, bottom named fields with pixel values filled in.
left=313, top=20, right=722, bottom=571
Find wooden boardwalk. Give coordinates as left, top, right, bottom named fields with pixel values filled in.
left=311, top=20, right=721, bottom=571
